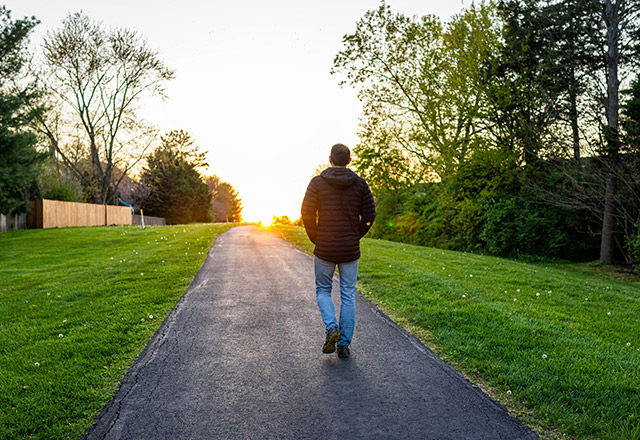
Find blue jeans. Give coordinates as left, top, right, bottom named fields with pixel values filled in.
left=314, top=256, right=359, bottom=347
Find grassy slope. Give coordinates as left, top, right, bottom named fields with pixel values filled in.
left=0, top=223, right=235, bottom=439
left=272, top=225, right=640, bottom=440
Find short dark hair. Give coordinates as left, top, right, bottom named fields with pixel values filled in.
left=330, top=143, right=350, bottom=166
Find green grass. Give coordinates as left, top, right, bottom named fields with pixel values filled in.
left=0, top=223, right=235, bottom=440
left=271, top=225, right=640, bottom=440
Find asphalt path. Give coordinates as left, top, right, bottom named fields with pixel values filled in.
left=84, top=225, right=538, bottom=440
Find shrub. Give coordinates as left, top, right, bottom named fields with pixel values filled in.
left=480, top=196, right=599, bottom=260
left=42, top=185, right=77, bottom=202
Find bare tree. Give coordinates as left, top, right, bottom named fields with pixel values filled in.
left=36, top=11, right=174, bottom=204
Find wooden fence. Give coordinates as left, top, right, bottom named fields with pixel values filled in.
left=0, top=212, right=27, bottom=233
left=27, top=199, right=133, bottom=229
left=133, top=214, right=166, bottom=226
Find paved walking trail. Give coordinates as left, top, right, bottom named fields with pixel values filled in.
left=84, top=225, right=538, bottom=440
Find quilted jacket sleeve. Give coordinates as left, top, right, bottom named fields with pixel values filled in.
left=358, top=180, right=376, bottom=238
left=301, top=179, right=318, bottom=244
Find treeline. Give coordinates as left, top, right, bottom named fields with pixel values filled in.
left=333, top=0, right=640, bottom=265
left=0, top=8, right=242, bottom=225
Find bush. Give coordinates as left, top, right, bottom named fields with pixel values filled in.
left=480, top=196, right=599, bottom=260
left=42, top=185, right=77, bottom=202
left=37, top=159, right=83, bottom=202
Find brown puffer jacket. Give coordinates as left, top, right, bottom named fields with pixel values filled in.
left=301, top=167, right=376, bottom=263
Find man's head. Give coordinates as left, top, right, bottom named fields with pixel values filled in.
left=329, top=143, right=351, bottom=167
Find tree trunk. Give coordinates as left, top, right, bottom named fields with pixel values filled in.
left=569, top=68, right=580, bottom=160
left=600, top=156, right=618, bottom=263
left=569, top=82, right=580, bottom=162
left=599, top=0, right=621, bottom=264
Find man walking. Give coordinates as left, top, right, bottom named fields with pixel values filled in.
left=301, top=143, right=376, bottom=358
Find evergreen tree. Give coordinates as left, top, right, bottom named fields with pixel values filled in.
left=0, top=7, right=47, bottom=214
left=205, top=175, right=242, bottom=223
left=140, top=131, right=211, bottom=224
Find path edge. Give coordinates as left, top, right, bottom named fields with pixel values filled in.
left=277, top=235, right=539, bottom=440
left=81, top=229, right=234, bottom=440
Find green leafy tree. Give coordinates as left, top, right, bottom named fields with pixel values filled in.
left=333, top=2, right=500, bottom=186
left=486, top=0, right=566, bottom=164
left=491, top=0, right=640, bottom=263
left=205, top=175, right=242, bottom=222
left=0, top=7, right=47, bottom=214
left=140, top=130, right=211, bottom=224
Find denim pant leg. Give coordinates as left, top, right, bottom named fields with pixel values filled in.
left=337, top=259, right=359, bottom=347
left=314, top=257, right=338, bottom=330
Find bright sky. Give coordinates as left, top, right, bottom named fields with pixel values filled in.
left=11, top=0, right=466, bottom=224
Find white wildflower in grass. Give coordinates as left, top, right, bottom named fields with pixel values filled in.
left=542, top=354, right=548, bottom=359
left=536, top=292, right=540, bottom=297
left=140, top=273, right=144, bottom=276
left=149, top=315, right=154, bottom=319
left=62, top=319, right=67, bottom=323
left=34, top=362, right=40, bottom=367
left=469, top=274, right=473, bottom=277
left=47, top=292, right=50, bottom=296
left=462, top=294, right=467, bottom=299
left=607, top=311, right=612, bottom=316
left=517, top=289, right=520, bottom=292
left=388, top=265, right=392, bottom=268
left=57, top=295, right=61, bottom=298
left=442, top=267, right=445, bottom=270
left=141, top=318, right=145, bottom=322
left=58, top=334, right=64, bottom=338
left=627, top=342, right=631, bottom=347
left=548, top=290, right=552, bottom=294
left=506, top=390, right=512, bottom=395
left=514, top=298, right=517, bottom=302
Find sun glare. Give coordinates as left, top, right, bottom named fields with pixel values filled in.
left=260, top=216, right=273, bottom=227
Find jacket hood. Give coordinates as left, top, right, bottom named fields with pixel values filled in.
left=320, top=167, right=357, bottom=189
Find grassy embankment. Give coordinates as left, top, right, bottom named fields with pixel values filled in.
left=0, top=223, right=235, bottom=439
left=271, top=225, right=640, bottom=440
